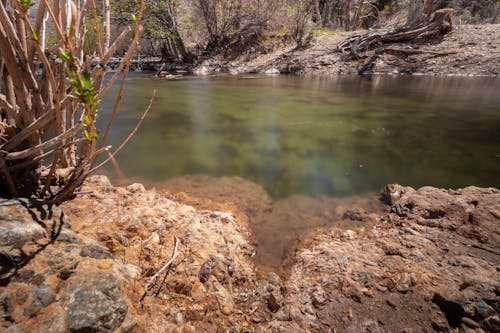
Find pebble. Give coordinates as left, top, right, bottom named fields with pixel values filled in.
left=126, top=183, right=145, bottom=193
left=461, top=317, right=480, bottom=328
left=176, top=312, right=184, bottom=327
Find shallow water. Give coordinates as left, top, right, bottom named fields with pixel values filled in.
left=100, top=73, right=500, bottom=198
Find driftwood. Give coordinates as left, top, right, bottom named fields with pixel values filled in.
left=338, top=9, right=454, bottom=58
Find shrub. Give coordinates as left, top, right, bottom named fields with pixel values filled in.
left=0, top=0, right=147, bottom=203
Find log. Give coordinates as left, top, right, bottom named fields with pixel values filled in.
left=338, top=9, right=453, bottom=58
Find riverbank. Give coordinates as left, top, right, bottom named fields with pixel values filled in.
left=180, top=24, right=499, bottom=77
left=1, top=176, right=498, bottom=332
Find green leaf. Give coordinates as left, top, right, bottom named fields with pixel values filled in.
left=82, top=73, right=93, bottom=90
left=84, top=115, right=92, bottom=126
left=58, top=49, right=72, bottom=65
left=32, top=31, right=39, bottom=42
left=131, top=14, right=137, bottom=23
left=18, top=0, right=33, bottom=10
left=84, top=130, right=92, bottom=142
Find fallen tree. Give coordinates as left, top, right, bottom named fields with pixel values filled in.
left=337, top=8, right=454, bottom=59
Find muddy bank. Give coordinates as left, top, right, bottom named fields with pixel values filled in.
left=184, top=24, right=500, bottom=77
left=1, top=177, right=499, bottom=332
left=160, top=175, right=387, bottom=271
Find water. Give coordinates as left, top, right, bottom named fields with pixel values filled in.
left=100, top=73, right=500, bottom=198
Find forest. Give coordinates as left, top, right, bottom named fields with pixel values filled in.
left=110, top=0, right=499, bottom=61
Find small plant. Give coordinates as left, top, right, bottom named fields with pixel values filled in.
left=0, top=0, right=148, bottom=203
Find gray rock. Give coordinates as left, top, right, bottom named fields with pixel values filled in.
left=80, top=245, right=114, bottom=260
left=264, top=68, right=280, bottom=75
left=62, top=272, right=128, bottom=333
left=0, top=219, right=46, bottom=248
left=46, top=249, right=80, bottom=279
left=0, top=291, right=13, bottom=321
left=112, top=233, right=130, bottom=247
left=199, top=256, right=217, bottom=283
left=24, top=286, right=56, bottom=317
left=56, top=231, right=83, bottom=244
left=15, top=288, right=28, bottom=304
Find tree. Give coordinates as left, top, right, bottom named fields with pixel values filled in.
left=0, top=0, right=147, bottom=203
left=112, top=0, right=192, bottom=62
left=195, top=0, right=275, bottom=54
left=407, top=0, right=440, bottom=26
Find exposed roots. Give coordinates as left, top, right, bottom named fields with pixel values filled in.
left=338, top=9, right=454, bottom=59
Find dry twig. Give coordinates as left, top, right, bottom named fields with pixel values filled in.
left=140, top=236, right=181, bottom=302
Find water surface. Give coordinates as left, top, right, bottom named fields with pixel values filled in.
left=100, top=74, right=500, bottom=198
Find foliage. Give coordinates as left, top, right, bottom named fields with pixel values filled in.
left=0, top=0, right=146, bottom=203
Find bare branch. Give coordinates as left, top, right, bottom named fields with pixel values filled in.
left=140, top=236, right=181, bottom=302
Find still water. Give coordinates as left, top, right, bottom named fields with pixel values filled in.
left=100, top=74, right=500, bottom=198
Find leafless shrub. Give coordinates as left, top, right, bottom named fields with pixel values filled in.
left=0, top=0, right=147, bottom=203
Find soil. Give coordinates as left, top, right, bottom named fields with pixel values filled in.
left=190, top=24, right=500, bottom=77
left=1, top=177, right=499, bottom=332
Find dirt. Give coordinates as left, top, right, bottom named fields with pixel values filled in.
left=193, top=24, right=500, bottom=77
left=1, top=177, right=499, bottom=332
left=159, top=175, right=387, bottom=273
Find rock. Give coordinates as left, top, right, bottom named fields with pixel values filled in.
left=0, top=291, right=13, bottom=321
left=0, top=218, right=46, bottom=248
left=198, top=256, right=217, bottom=283
left=461, top=317, right=480, bottom=328
left=193, top=66, right=209, bottom=75
left=264, top=68, right=280, bottom=75
left=80, top=245, right=114, bottom=260
left=396, top=273, right=413, bottom=293
left=211, top=280, right=234, bottom=315
left=381, top=184, right=414, bottom=204
left=86, top=175, right=113, bottom=190
left=4, top=323, right=28, bottom=333
left=23, top=287, right=56, bottom=317
left=62, top=272, right=128, bottom=332
left=311, top=286, right=327, bottom=308
left=267, top=291, right=282, bottom=312
left=266, top=272, right=283, bottom=287
left=175, top=312, right=184, bottom=327
left=45, top=249, right=80, bottom=280
left=483, top=315, right=500, bottom=332
left=343, top=229, right=356, bottom=239
left=112, top=233, right=130, bottom=247
left=56, top=231, right=83, bottom=244
left=126, top=183, right=145, bottom=193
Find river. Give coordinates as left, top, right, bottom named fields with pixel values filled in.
left=100, top=73, right=500, bottom=197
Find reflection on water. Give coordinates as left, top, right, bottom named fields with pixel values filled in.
left=100, top=74, right=500, bottom=198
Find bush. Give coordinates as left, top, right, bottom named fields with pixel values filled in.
left=0, top=0, right=146, bottom=203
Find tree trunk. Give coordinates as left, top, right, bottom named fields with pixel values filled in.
left=313, top=0, right=322, bottom=25
left=407, top=0, right=438, bottom=26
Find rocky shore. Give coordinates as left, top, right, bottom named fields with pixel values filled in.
left=181, top=24, right=500, bottom=77
left=1, top=176, right=498, bottom=332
